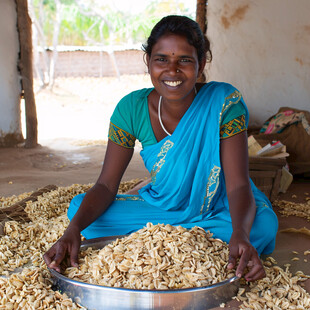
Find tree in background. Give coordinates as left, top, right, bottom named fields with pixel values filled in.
left=28, top=0, right=195, bottom=88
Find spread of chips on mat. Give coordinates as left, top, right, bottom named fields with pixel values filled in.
left=0, top=183, right=309, bottom=309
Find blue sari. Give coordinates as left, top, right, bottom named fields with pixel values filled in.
left=68, top=82, right=278, bottom=255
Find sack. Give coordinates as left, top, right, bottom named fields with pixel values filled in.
left=253, top=107, right=310, bottom=175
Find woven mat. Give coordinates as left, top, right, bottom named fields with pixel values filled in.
left=0, top=184, right=58, bottom=235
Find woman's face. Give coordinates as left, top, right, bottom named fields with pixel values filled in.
left=147, top=33, right=205, bottom=102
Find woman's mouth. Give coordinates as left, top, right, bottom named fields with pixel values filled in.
left=164, top=80, right=182, bottom=87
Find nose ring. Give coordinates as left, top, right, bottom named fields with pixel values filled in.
left=176, top=69, right=180, bottom=73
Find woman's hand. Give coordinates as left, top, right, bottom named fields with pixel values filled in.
left=227, top=230, right=266, bottom=282
left=43, top=141, right=134, bottom=273
left=43, top=225, right=81, bottom=273
left=221, top=132, right=265, bottom=281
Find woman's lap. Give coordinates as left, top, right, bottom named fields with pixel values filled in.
left=67, top=193, right=184, bottom=238
left=68, top=193, right=278, bottom=255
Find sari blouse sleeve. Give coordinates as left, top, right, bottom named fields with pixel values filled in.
left=108, top=86, right=247, bottom=146
left=220, top=102, right=247, bottom=139
left=109, top=94, right=136, bottom=149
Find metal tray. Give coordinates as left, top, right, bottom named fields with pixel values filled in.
left=49, top=236, right=240, bottom=310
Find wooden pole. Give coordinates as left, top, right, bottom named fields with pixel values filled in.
left=196, top=0, right=207, bottom=34
left=16, top=0, right=38, bottom=148
left=196, top=0, right=208, bottom=82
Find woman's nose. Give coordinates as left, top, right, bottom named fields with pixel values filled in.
left=167, top=61, right=179, bottom=74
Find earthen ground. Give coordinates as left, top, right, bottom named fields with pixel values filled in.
left=0, top=76, right=309, bottom=308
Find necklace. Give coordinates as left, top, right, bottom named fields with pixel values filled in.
left=158, top=96, right=172, bottom=136
left=158, top=87, right=197, bottom=136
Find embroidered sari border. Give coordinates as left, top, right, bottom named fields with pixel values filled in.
left=109, top=122, right=136, bottom=148
left=220, top=114, right=246, bottom=139
left=219, top=90, right=243, bottom=126
left=150, top=140, right=174, bottom=184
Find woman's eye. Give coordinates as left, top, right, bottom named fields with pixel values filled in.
left=156, top=57, right=166, bottom=62
left=180, top=58, right=192, bottom=63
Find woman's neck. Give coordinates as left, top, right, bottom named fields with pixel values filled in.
left=160, top=88, right=197, bottom=122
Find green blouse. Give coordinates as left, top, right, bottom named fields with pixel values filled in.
left=109, top=88, right=246, bottom=149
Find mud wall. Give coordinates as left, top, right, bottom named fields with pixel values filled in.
left=207, top=0, right=310, bottom=126
left=50, top=49, right=146, bottom=78
left=0, top=0, right=22, bottom=146
left=35, top=49, right=147, bottom=78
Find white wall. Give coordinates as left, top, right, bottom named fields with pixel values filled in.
left=207, top=0, right=310, bottom=126
left=0, top=0, right=21, bottom=141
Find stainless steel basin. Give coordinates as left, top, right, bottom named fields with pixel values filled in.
left=49, top=236, right=240, bottom=310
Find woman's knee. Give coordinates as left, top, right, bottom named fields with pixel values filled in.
left=261, top=207, right=278, bottom=235
left=252, top=207, right=278, bottom=243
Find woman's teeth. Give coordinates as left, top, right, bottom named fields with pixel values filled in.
left=164, top=81, right=182, bottom=87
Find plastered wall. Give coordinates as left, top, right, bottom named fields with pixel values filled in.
left=207, top=0, right=310, bottom=126
left=0, top=0, right=21, bottom=144
left=1, top=0, right=309, bottom=143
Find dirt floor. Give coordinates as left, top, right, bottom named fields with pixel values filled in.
left=1, top=76, right=310, bottom=308
left=2, top=75, right=153, bottom=197
left=0, top=141, right=149, bottom=197
left=1, top=140, right=309, bottom=309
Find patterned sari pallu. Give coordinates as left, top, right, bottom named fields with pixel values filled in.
left=68, top=82, right=278, bottom=255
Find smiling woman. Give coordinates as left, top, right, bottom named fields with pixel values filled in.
left=44, top=15, right=278, bottom=284
left=146, top=34, right=202, bottom=137
left=147, top=34, right=201, bottom=99
left=141, top=15, right=211, bottom=140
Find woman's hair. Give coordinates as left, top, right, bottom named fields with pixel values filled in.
left=142, top=15, right=212, bottom=63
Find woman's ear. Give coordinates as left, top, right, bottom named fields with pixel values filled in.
left=145, top=54, right=150, bottom=73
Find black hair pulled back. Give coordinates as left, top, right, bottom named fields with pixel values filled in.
left=142, top=15, right=212, bottom=64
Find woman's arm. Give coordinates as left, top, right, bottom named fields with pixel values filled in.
left=44, top=140, right=134, bottom=271
left=220, top=131, right=266, bottom=281
left=69, top=140, right=134, bottom=232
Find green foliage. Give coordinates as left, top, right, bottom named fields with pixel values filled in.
left=31, top=0, right=195, bottom=46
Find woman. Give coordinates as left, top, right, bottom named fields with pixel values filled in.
left=44, top=15, right=278, bottom=282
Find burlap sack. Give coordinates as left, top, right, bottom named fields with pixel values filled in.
left=253, top=107, right=310, bottom=175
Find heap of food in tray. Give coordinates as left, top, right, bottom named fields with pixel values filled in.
left=64, top=223, right=235, bottom=289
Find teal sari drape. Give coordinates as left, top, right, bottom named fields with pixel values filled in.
left=140, top=82, right=244, bottom=219
left=68, top=82, right=278, bottom=255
